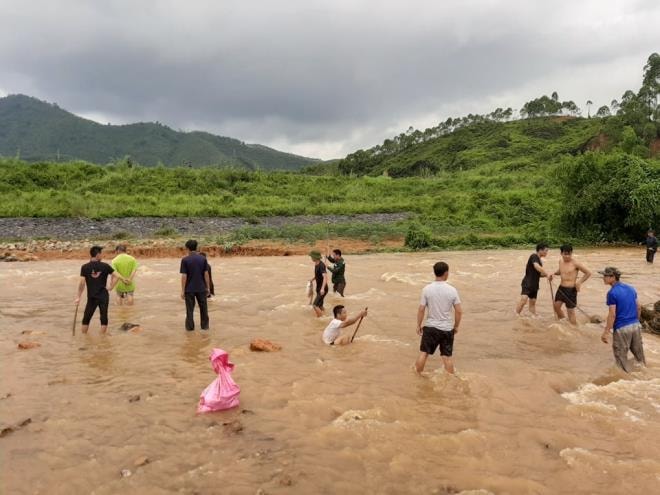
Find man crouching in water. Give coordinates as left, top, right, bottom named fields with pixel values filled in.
left=322, top=305, right=368, bottom=345
left=553, top=244, right=591, bottom=325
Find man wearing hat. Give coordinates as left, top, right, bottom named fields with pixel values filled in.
left=599, top=267, right=645, bottom=372
left=309, top=250, right=328, bottom=317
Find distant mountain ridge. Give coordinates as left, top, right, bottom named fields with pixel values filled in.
left=0, top=94, right=317, bottom=169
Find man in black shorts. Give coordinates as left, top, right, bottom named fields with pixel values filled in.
left=309, top=250, right=328, bottom=317
left=415, top=261, right=463, bottom=374
left=515, top=243, right=553, bottom=316
left=74, top=245, right=127, bottom=334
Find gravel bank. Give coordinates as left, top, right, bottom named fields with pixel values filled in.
left=0, top=213, right=410, bottom=240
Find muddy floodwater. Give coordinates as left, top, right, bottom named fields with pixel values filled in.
left=1, top=248, right=659, bottom=494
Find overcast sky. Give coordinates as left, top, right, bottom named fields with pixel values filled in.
left=1, top=0, right=659, bottom=159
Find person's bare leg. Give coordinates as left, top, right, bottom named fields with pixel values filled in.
left=100, top=325, right=108, bottom=334
left=528, top=298, right=537, bottom=316
left=515, top=295, right=528, bottom=315
left=441, top=356, right=455, bottom=374
left=567, top=309, right=577, bottom=325
left=81, top=324, right=89, bottom=334
left=554, top=301, right=566, bottom=319
left=126, top=294, right=134, bottom=306
left=414, top=352, right=429, bottom=373
left=313, top=306, right=323, bottom=317
left=117, top=294, right=123, bottom=306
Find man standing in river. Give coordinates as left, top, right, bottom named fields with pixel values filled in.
left=111, top=244, right=138, bottom=305
left=515, top=243, right=553, bottom=317
left=310, top=250, right=328, bottom=317
left=415, top=261, right=462, bottom=374
left=326, top=248, right=346, bottom=297
left=553, top=244, right=592, bottom=325
left=599, top=266, right=645, bottom=372
left=180, top=239, right=210, bottom=331
left=75, top=245, right=127, bottom=334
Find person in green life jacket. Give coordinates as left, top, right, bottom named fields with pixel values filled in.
left=111, top=245, right=138, bottom=305
left=326, top=248, right=346, bottom=297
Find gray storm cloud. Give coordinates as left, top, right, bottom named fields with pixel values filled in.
left=1, top=0, right=659, bottom=158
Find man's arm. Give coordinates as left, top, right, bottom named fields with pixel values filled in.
left=321, top=271, right=328, bottom=293
left=74, top=276, right=86, bottom=304
left=204, top=270, right=211, bottom=294
left=181, top=274, right=187, bottom=299
left=416, top=305, right=426, bottom=335
left=533, top=262, right=552, bottom=280
left=128, top=264, right=138, bottom=282
left=453, top=303, right=463, bottom=333
left=637, top=299, right=642, bottom=320
left=340, top=309, right=368, bottom=328
left=601, top=305, right=616, bottom=343
left=575, top=262, right=592, bottom=290
left=108, top=272, right=120, bottom=291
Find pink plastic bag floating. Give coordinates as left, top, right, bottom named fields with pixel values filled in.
left=197, top=348, right=240, bottom=413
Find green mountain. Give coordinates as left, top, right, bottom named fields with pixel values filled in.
left=0, top=94, right=317, bottom=169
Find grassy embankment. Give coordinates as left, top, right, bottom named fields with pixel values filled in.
left=1, top=116, right=657, bottom=249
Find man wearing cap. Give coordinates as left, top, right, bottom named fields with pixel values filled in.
left=309, top=250, right=328, bottom=317
left=599, top=267, right=646, bottom=372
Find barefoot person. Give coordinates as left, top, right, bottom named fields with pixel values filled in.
left=74, top=246, right=127, bottom=334
left=180, top=239, right=210, bottom=331
left=553, top=245, right=592, bottom=324
left=415, top=261, right=462, bottom=374
left=326, top=248, right=346, bottom=297
left=310, top=250, right=328, bottom=317
left=599, top=267, right=645, bottom=372
left=111, top=245, right=138, bottom=305
left=515, top=243, right=553, bottom=316
left=322, top=305, right=368, bottom=345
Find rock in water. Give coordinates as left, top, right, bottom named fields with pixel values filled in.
left=119, top=322, right=141, bottom=332
left=17, top=341, right=41, bottom=350
left=640, top=300, right=660, bottom=335
left=249, top=339, right=282, bottom=352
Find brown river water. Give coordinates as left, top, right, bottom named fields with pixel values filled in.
left=1, top=248, right=659, bottom=494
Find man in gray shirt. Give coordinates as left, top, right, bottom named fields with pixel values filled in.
left=415, top=261, right=463, bottom=374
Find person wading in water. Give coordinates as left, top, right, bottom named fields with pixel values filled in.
left=515, top=243, right=553, bottom=317
left=553, top=244, right=592, bottom=325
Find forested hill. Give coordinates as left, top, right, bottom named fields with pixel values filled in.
left=0, top=94, right=317, bottom=170
left=323, top=52, right=659, bottom=177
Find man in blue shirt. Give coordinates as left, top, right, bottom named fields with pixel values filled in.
left=180, top=239, right=210, bottom=331
left=599, top=266, right=645, bottom=372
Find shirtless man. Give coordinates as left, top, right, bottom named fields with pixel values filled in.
left=553, top=244, right=591, bottom=324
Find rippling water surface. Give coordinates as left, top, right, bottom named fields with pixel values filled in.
left=1, top=248, right=659, bottom=494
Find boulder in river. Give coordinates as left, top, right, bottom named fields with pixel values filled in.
left=249, top=339, right=282, bottom=352
left=640, top=300, right=660, bottom=335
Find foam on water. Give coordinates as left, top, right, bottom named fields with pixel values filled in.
left=356, top=334, right=410, bottom=347
left=561, top=378, right=660, bottom=420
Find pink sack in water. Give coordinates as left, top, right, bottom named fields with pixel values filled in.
left=197, top=348, right=240, bottom=413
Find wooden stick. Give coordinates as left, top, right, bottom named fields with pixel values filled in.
left=350, top=307, right=368, bottom=343
left=548, top=279, right=558, bottom=320
left=72, top=302, right=80, bottom=336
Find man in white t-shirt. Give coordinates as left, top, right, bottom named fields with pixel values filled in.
left=322, top=305, right=368, bottom=345
left=415, top=261, right=462, bottom=374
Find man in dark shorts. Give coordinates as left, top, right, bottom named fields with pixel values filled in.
left=415, top=261, right=462, bottom=374
left=515, top=243, right=552, bottom=316
left=180, top=239, right=211, bottom=331
left=309, top=250, right=328, bottom=317
left=326, top=248, right=346, bottom=297
left=74, top=245, right=127, bottom=334
left=553, top=244, right=591, bottom=324
left=599, top=267, right=645, bottom=372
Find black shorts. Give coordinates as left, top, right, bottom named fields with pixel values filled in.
left=313, top=291, right=326, bottom=309
left=555, top=286, right=577, bottom=309
left=520, top=282, right=539, bottom=299
left=420, top=326, right=455, bottom=357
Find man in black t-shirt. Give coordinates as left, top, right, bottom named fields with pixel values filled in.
left=75, top=245, right=126, bottom=334
left=180, top=239, right=211, bottom=331
left=645, top=230, right=657, bottom=264
left=515, top=243, right=553, bottom=317
left=309, top=250, right=328, bottom=317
